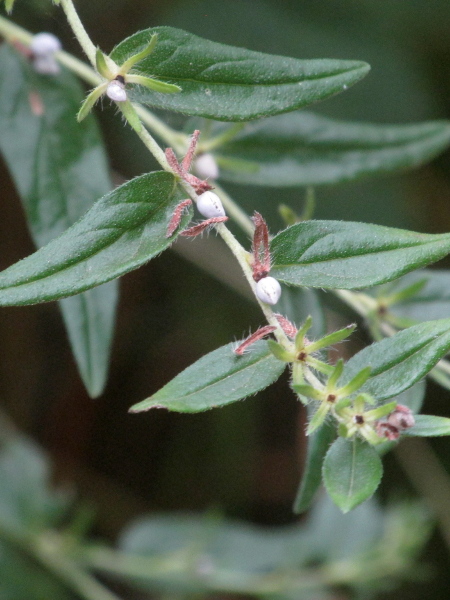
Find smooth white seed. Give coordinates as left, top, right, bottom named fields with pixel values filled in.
left=106, top=80, right=127, bottom=102
left=195, top=153, right=219, bottom=180
left=196, top=191, right=226, bottom=218
left=255, top=277, right=282, bottom=305
left=30, top=32, right=61, bottom=56
left=32, top=54, right=60, bottom=75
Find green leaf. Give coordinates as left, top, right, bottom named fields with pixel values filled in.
left=129, top=340, right=285, bottom=413
left=270, top=220, right=450, bottom=290
left=0, top=171, right=189, bottom=306
left=341, top=319, right=450, bottom=401
left=110, top=27, right=370, bottom=122
left=126, top=74, right=181, bottom=94
left=404, top=415, right=450, bottom=437
left=95, top=48, right=112, bottom=79
left=387, top=269, right=450, bottom=323
left=213, top=112, right=450, bottom=186
left=293, top=421, right=336, bottom=513
left=266, top=339, right=294, bottom=362
left=323, top=437, right=382, bottom=512
left=0, top=44, right=117, bottom=397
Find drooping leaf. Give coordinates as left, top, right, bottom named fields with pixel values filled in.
left=129, top=340, right=286, bottom=413
left=110, top=27, right=370, bottom=122
left=212, top=112, right=450, bottom=186
left=340, top=319, right=450, bottom=401
left=404, top=415, right=450, bottom=437
left=0, top=44, right=117, bottom=397
left=322, top=437, right=382, bottom=513
left=293, top=420, right=336, bottom=514
left=270, top=221, right=450, bottom=290
left=0, top=172, right=190, bottom=306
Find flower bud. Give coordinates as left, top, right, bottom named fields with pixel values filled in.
left=196, top=191, right=225, bottom=218
left=195, top=153, right=219, bottom=180
left=387, top=405, right=415, bottom=430
left=30, top=33, right=61, bottom=57
left=255, top=276, right=282, bottom=305
left=106, top=80, right=127, bottom=102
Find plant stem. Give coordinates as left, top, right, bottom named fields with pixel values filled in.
left=59, top=0, right=97, bottom=67
left=217, top=223, right=291, bottom=347
left=0, top=522, right=121, bottom=600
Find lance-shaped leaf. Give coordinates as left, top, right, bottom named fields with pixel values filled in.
left=384, top=269, right=450, bottom=323
left=129, top=341, right=286, bottom=413
left=323, top=437, right=382, bottom=513
left=270, top=220, right=450, bottom=290
left=0, top=172, right=190, bottom=306
left=0, top=44, right=118, bottom=397
left=212, top=112, right=450, bottom=186
left=404, top=415, right=450, bottom=437
left=340, top=319, right=450, bottom=401
left=293, top=421, right=336, bottom=514
left=110, top=27, right=370, bottom=122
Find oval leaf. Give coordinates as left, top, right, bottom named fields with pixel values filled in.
left=341, top=319, right=450, bottom=401
left=323, top=437, right=382, bottom=513
left=129, top=340, right=286, bottom=413
left=270, top=220, right=450, bottom=289
left=214, top=112, right=450, bottom=186
left=404, top=415, right=450, bottom=437
left=110, top=27, right=370, bottom=122
left=293, top=421, right=336, bottom=514
left=0, top=172, right=190, bottom=306
left=0, top=44, right=118, bottom=397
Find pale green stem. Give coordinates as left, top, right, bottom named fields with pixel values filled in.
left=0, top=522, right=121, bottom=600
left=198, top=122, right=246, bottom=152
left=214, top=183, right=255, bottom=237
left=59, top=0, right=97, bottom=67
left=216, top=223, right=291, bottom=348
left=0, top=10, right=290, bottom=355
left=118, top=103, right=171, bottom=170
left=334, top=289, right=378, bottom=317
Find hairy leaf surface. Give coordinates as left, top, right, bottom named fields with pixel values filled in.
left=0, top=172, right=189, bottom=306
left=271, top=221, right=450, bottom=289
left=129, top=341, right=285, bottom=413
left=323, top=438, right=382, bottom=513
left=111, top=27, right=370, bottom=122
left=341, top=320, right=450, bottom=400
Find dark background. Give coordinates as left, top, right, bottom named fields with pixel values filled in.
left=2, top=1, right=450, bottom=597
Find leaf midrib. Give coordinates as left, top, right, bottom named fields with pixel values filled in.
left=153, top=351, right=279, bottom=403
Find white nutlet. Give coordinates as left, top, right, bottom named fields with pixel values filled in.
left=195, top=153, right=219, bottom=180
left=106, top=80, right=128, bottom=102
left=196, top=191, right=226, bottom=218
left=255, top=276, right=282, bottom=305
left=30, top=32, right=62, bottom=57
left=32, top=54, right=60, bottom=75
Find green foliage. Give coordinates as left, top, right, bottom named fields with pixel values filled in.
left=210, top=112, right=450, bottom=186
left=110, top=27, right=370, bottom=121
left=0, top=43, right=117, bottom=397
left=341, top=319, right=450, bottom=400
left=323, top=437, right=383, bottom=512
left=130, top=340, right=285, bottom=413
left=270, top=221, right=450, bottom=289
left=2, top=7, right=450, bottom=598
left=0, top=172, right=189, bottom=305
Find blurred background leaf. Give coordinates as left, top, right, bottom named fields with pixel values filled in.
left=2, top=1, right=450, bottom=598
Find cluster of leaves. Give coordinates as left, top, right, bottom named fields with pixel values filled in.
left=0, top=433, right=433, bottom=600
left=2, top=11, right=450, bottom=517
